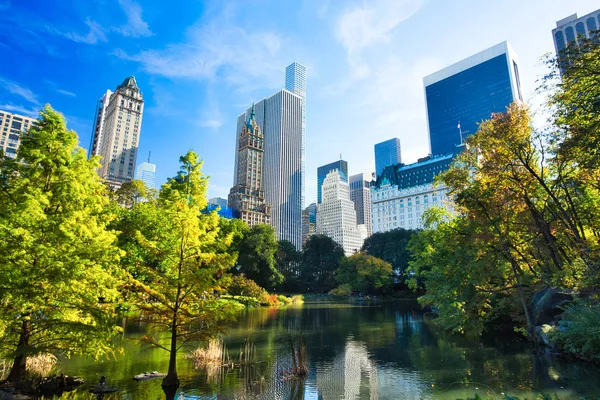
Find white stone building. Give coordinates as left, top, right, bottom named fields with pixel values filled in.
left=317, top=170, right=367, bottom=256
left=0, top=110, right=36, bottom=159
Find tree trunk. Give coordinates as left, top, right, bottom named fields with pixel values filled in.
left=7, top=316, right=31, bottom=384
left=162, top=310, right=180, bottom=388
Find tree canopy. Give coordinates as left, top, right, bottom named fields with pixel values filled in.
left=299, top=234, right=345, bottom=293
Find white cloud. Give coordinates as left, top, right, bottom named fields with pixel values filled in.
left=56, top=89, right=76, bottom=97
left=114, top=0, right=153, bottom=38
left=0, top=103, right=39, bottom=117
left=335, top=0, right=424, bottom=77
left=58, top=18, right=107, bottom=44
left=0, top=77, right=38, bottom=104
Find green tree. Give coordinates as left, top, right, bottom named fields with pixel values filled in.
left=361, top=228, right=416, bottom=280
left=236, top=224, right=281, bottom=289
left=275, top=240, right=302, bottom=291
left=299, top=235, right=345, bottom=292
left=127, top=151, right=240, bottom=390
left=0, top=106, right=122, bottom=383
left=112, top=179, right=156, bottom=207
left=335, top=254, right=393, bottom=295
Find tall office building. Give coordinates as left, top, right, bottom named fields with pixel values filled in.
left=317, top=171, right=367, bottom=256
left=91, top=77, right=144, bottom=187
left=374, top=138, right=401, bottom=177
left=317, top=160, right=348, bottom=204
left=88, top=90, right=112, bottom=157
left=424, top=41, right=522, bottom=157
left=285, top=62, right=307, bottom=210
left=302, top=202, right=317, bottom=246
left=552, top=9, right=600, bottom=55
left=135, top=161, right=156, bottom=189
left=229, top=106, right=271, bottom=227
left=234, top=63, right=305, bottom=249
left=0, top=110, right=36, bottom=159
left=349, top=173, right=372, bottom=237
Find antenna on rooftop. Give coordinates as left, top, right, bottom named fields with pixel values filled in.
left=148, top=151, right=151, bottom=163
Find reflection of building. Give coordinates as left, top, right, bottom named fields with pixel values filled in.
left=424, top=41, right=522, bottom=157
left=95, top=77, right=144, bottom=187
left=317, top=160, right=348, bottom=204
left=0, top=110, right=36, bottom=159
left=316, top=341, right=379, bottom=400
left=371, top=154, right=453, bottom=232
left=552, top=9, right=600, bottom=55
left=350, top=173, right=372, bottom=237
left=374, top=138, right=401, bottom=177
left=317, top=171, right=367, bottom=256
left=234, top=63, right=305, bottom=249
left=229, top=106, right=271, bottom=226
left=135, top=161, right=156, bottom=189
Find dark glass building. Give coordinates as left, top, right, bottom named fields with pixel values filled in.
left=424, top=41, right=522, bottom=157
left=371, top=154, right=453, bottom=190
left=317, top=160, right=348, bottom=203
left=374, top=138, right=401, bottom=177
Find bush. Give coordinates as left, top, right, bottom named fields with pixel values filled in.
left=330, top=283, right=352, bottom=297
left=548, top=299, right=600, bottom=361
left=278, top=295, right=292, bottom=305
left=290, top=295, right=304, bottom=304
left=227, top=275, right=268, bottom=299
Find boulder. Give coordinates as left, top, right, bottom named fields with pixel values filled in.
left=529, top=287, right=573, bottom=326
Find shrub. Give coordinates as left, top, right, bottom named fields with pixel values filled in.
left=278, top=295, right=292, bottom=305
left=548, top=299, right=600, bottom=361
left=290, top=295, right=304, bottom=304
left=227, top=275, right=268, bottom=299
left=330, top=283, right=352, bottom=297
left=267, top=294, right=280, bottom=307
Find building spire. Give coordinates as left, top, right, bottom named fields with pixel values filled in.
left=246, top=103, right=256, bottom=133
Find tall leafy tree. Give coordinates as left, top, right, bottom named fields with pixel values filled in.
left=299, top=235, right=345, bottom=292
left=127, top=151, right=240, bottom=390
left=335, top=254, right=393, bottom=295
left=361, top=228, right=416, bottom=279
left=276, top=240, right=302, bottom=290
left=0, top=106, right=122, bottom=383
left=236, top=224, right=281, bottom=289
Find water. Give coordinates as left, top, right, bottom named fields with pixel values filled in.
left=56, top=300, right=600, bottom=399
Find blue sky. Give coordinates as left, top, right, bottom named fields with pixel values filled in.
left=0, top=0, right=598, bottom=203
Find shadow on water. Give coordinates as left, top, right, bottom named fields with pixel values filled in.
left=53, top=300, right=600, bottom=399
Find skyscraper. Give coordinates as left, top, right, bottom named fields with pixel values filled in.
left=135, top=161, right=156, bottom=190
left=317, top=171, right=367, bottom=256
left=424, top=41, right=522, bottom=157
left=374, top=138, right=401, bottom=177
left=229, top=105, right=271, bottom=227
left=285, top=62, right=307, bottom=210
left=302, top=202, right=317, bottom=246
left=88, top=89, right=112, bottom=158
left=349, top=173, right=372, bottom=237
left=317, top=160, right=348, bottom=204
left=0, top=110, right=36, bottom=159
left=92, top=77, right=144, bottom=187
left=552, top=9, right=600, bottom=55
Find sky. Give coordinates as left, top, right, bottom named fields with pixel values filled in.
left=0, top=0, right=598, bottom=204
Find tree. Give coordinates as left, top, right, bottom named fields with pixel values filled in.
left=335, top=254, right=393, bottom=295
left=0, top=106, right=122, bottom=383
left=236, top=224, right=282, bottom=289
left=361, top=228, right=416, bottom=280
left=127, top=151, right=240, bottom=390
left=299, top=235, right=345, bottom=292
left=276, top=240, right=302, bottom=291
left=112, top=179, right=156, bottom=208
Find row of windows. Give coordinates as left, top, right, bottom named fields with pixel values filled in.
left=555, top=16, right=600, bottom=50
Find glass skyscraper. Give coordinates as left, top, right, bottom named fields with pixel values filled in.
left=374, top=138, right=401, bottom=177
left=424, top=41, right=522, bottom=157
left=135, top=161, right=156, bottom=189
left=317, top=160, right=348, bottom=204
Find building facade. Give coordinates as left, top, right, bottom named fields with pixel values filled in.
left=88, top=90, right=112, bottom=157
left=349, top=173, right=372, bottom=237
left=374, top=138, right=401, bottom=177
left=229, top=106, right=271, bottom=227
left=234, top=63, right=305, bottom=250
left=302, top=202, right=317, bottom=246
left=209, top=197, right=228, bottom=210
left=371, top=154, right=454, bottom=233
left=0, top=110, right=36, bottom=159
left=552, top=9, right=600, bottom=55
left=285, top=62, right=307, bottom=210
left=424, top=41, right=522, bottom=157
left=93, top=77, right=144, bottom=187
left=135, top=161, right=156, bottom=189
left=317, top=171, right=367, bottom=256
left=317, top=160, right=348, bottom=204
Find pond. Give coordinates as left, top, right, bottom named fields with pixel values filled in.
left=56, top=299, right=600, bottom=399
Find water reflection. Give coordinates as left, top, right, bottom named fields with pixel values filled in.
left=57, top=301, right=600, bottom=400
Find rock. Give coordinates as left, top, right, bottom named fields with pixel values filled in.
left=529, top=287, right=573, bottom=326
left=534, top=324, right=556, bottom=348
left=133, top=371, right=166, bottom=381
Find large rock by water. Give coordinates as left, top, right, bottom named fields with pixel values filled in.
left=529, top=287, right=573, bottom=326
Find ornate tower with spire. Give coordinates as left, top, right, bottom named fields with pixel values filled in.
left=228, top=104, right=271, bottom=226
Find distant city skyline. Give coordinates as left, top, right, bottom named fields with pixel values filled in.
left=0, top=1, right=597, bottom=203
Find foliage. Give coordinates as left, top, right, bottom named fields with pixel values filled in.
left=236, top=224, right=282, bottom=289
left=125, top=151, right=241, bottom=389
left=334, top=253, right=393, bottom=295
left=548, top=299, right=600, bottom=362
left=276, top=240, right=302, bottom=291
left=299, top=234, right=345, bottom=293
left=0, top=105, right=123, bottom=383
left=111, top=179, right=156, bottom=208
left=361, top=228, right=416, bottom=280
left=226, top=275, right=268, bottom=299
left=329, top=284, right=352, bottom=297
